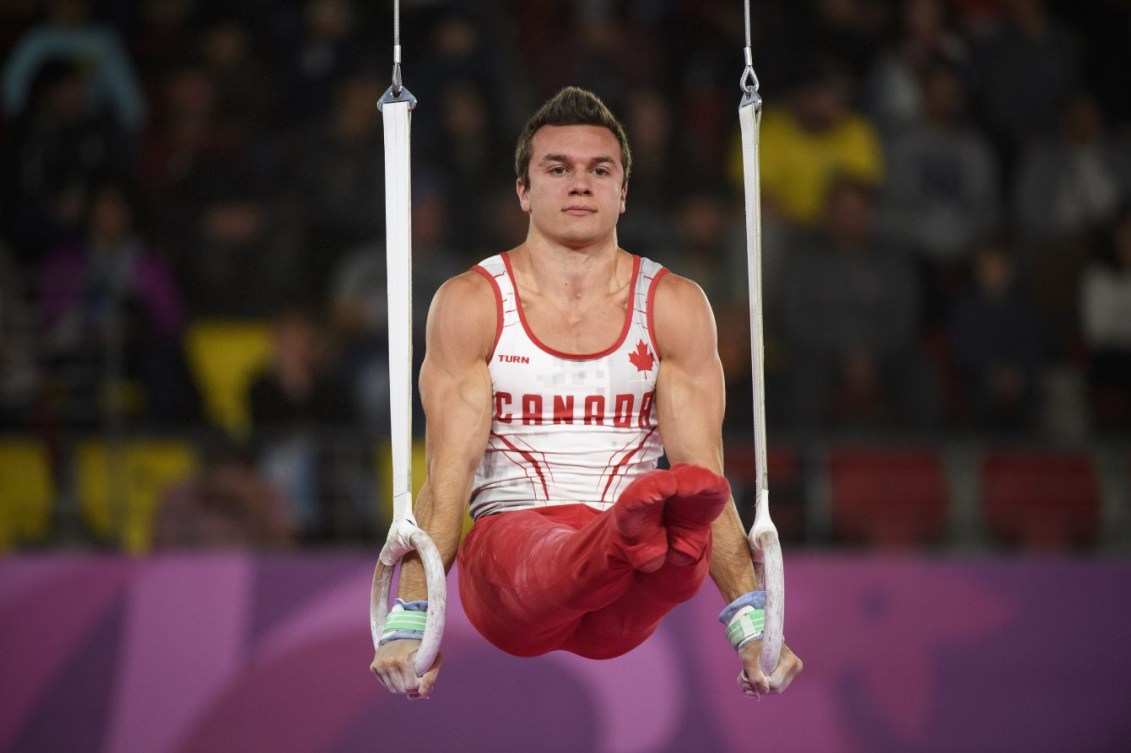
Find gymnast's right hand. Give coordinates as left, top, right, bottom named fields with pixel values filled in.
left=370, top=640, right=444, bottom=700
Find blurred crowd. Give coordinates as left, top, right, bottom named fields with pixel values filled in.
left=1, top=0, right=1130, bottom=548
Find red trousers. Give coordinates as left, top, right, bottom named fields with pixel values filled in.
left=457, top=464, right=730, bottom=659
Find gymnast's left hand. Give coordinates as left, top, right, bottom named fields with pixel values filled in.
left=738, top=640, right=802, bottom=698
left=370, top=639, right=444, bottom=700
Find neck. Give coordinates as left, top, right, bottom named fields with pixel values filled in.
left=511, top=236, right=625, bottom=304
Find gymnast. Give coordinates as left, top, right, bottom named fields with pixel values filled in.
left=370, top=86, right=803, bottom=699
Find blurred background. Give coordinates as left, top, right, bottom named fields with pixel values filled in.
left=1, top=0, right=1128, bottom=555
left=1, top=2, right=1130, bottom=751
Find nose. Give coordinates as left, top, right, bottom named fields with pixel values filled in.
left=569, top=172, right=592, bottom=195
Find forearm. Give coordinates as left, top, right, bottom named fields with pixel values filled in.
left=394, top=480, right=467, bottom=602
left=709, top=502, right=761, bottom=603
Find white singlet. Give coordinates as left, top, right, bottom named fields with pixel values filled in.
left=468, top=252, right=669, bottom=519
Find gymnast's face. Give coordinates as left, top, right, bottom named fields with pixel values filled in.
left=516, top=124, right=627, bottom=250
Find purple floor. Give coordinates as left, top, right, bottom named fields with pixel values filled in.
left=1, top=553, right=1128, bottom=753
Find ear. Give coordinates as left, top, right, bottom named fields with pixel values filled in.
left=516, top=177, right=531, bottom=213
left=619, top=181, right=628, bottom=214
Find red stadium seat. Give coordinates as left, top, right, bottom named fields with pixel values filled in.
left=980, top=450, right=1101, bottom=552
left=826, top=447, right=949, bottom=549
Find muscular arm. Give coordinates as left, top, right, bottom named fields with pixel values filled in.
left=653, top=273, right=801, bottom=695
left=652, top=275, right=759, bottom=602
left=396, top=271, right=496, bottom=601
left=372, top=270, right=494, bottom=697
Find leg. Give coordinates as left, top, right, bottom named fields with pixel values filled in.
left=458, top=465, right=730, bottom=659
left=563, top=463, right=730, bottom=658
left=665, top=462, right=731, bottom=565
left=458, top=469, right=676, bottom=657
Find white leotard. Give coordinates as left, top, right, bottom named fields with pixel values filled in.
left=468, top=252, right=668, bottom=519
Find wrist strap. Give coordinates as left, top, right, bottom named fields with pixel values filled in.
left=719, top=591, right=766, bottom=651
left=718, top=590, right=765, bottom=624
left=725, top=606, right=765, bottom=650
left=378, top=598, right=428, bottom=645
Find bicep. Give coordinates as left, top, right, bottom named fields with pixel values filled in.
left=655, top=277, right=761, bottom=596
left=653, top=276, right=726, bottom=473
left=418, top=275, right=496, bottom=499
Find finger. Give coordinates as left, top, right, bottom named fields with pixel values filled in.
left=415, top=654, right=444, bottom=699
left=739, top=673, right=758, bottom=698
left=407, top=675, right=435, bottom=699
left=749, top=663, right=771, bottom=694
left=370, top=657, right=396, bottom=693
left=380, top=665, right=404, bottom=694
left=737, top=670, right=764, bottom=699
left=377, top=656, right=412, bottom=694
left=767, top=655, right=802, bottom=694
left=394, top=662, right=420, bottom=695
left=374, top=665, right=399, bottom=694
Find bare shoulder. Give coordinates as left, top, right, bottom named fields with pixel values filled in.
left=426, top=269, right=497, bottom=360
left=431, top=268, right=494, bottom=314
left=653, top=271, right=718, bottom=358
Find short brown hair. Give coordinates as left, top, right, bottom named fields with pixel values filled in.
left=514, top=86, right=632, bottom=188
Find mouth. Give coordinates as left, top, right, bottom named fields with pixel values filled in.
left=563, top=206, right=596, bottom=216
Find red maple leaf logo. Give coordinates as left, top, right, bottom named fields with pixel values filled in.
left=628, top=340, right=655, bottom=372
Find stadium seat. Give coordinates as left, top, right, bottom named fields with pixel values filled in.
left=826, top=447, right=949, bottom=549
left=980, top=450, right=1100, bottom=552
left=0, top=437, right=54, bottom=548
left=185, top=320, right=272, bottom=436
left=75, top=438, right=197, bottom=552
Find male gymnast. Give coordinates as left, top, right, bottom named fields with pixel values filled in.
left=371, top=86, right=803, bottom=699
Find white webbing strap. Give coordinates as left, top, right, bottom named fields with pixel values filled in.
left=370, top=86, right=446, bottom=679
left=382, top=97, right=415, bottom=535
left=739, top=92, right=784, bottom=678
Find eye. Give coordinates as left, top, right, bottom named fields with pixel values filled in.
left=592, top=167, right=610, bottom=176
left=549, top=165, right=567, bottom=175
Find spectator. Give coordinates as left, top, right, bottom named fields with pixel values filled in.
left=195, top=16, right=275, bottom=145
left=137, top=62, right=234, bottom=204
left=328, top=177, right=462, bottom=433
left=39, top=179, right=200, bottom=427
left=409, top=7, right=502, bottom=110
left=154, top=434, right=294, bottom=549
left=422, top=77, right=512, bottom=258
left=139, top=62, right=297, bottom=318
left=864, top=0, right=970, bottom=136
left=879, top=57, right=999, bottom=319
left=1012, top=92, right=1131, bottom=247
left=970, top=0, right=1081, bottom=173
left=655, top=186, right=745, bottom=310
left=293, top=72, right=387, bottom=296
left=2, top=0, right=146, bottom=132
left=2, top=57, right=130, bottom=260
left=780, top=177, right=938, bottom=431
left=807, top=0, right=892, bottom=80
left=733, top=56, right=884, bottom=229
left=327, top=240, right=388, bottom=434
left=248, top=304, right=362, bottom=542
left=947, top=239, right=1043, bottom=432
left=273, top=0, right=372, bottom=133
left=248, top=305, right=353, bottom=432
left=1079, top=205, right=1131, bottom=430
left=616, top=88, right=679, bottom=254
left=181, top=176, right=293, bottom=319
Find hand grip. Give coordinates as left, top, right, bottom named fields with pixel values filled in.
left=370, top=526, right=447, bottom=677
left=749, top=489, right=784, bottom=677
